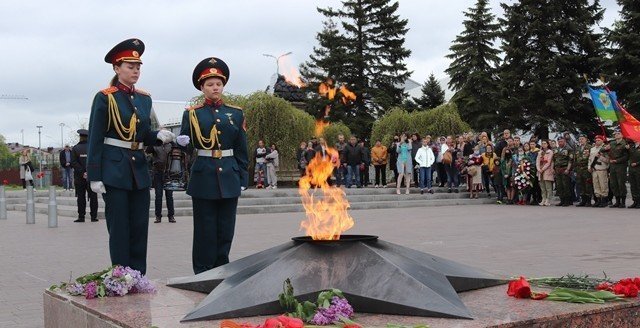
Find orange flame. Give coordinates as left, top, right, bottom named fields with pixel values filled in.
left=280, top=57, right=306, bottom=88
left=315, top=120, right=330, bottom=138
left=299, top=122, right=353, bottom=240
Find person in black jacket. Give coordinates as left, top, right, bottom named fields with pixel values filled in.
left=145, top=143, right=175, bottom=223
left=59, top=145, right=73, bottom=190
left=343, top=136, right=365, bottom=188
left=388, top=135, right=399, bottom=182
left=70, top=129, right=98, bottom=222
left=411, top=133, right=421, bottom=186
left=359, top=140, right=371, bottom=187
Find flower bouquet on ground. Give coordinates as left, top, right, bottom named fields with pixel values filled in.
left=49, top=265, right=155, bottom=299
left=507, top=274, right=640, bottom=303
left=221, top=279, right=430, bottom=328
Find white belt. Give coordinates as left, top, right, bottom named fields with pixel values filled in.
left=104, top=137, right=144, bottom=150
left=197, top=149, right=234, bottom=158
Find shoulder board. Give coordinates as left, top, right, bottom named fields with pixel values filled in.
left=187, top=103, right=205, bottom=111
left=226, top=104, right=243, bottom=111
left=100, top=86, right=118, bottom=95
left=135, top=88, right=150, bottom=96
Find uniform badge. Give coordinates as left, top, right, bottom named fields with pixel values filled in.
left=209, top=58, right=217, bottom=65
left=132, top=39, right=140, bottom=46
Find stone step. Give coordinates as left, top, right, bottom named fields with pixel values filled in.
left=33, top=191, right=479, bottom=207
left=7, top=197, right=494, bottom=218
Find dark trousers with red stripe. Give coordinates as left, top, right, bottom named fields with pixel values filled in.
left=192, top=197, right=238, bottom=274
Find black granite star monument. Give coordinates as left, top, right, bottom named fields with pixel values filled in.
left=168, top=235, right=504, bottom=322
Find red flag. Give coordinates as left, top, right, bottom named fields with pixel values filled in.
left=604, top=86, right=640, bottom=142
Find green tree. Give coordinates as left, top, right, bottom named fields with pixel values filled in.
left=304, top=0, right=412, bottom=137
left=605, top=0, right=640, bottom=116
left=445, top=0, right=501, bottom=132
left=371, top=103, right=471, bottom=146
left=0, top=134, right=18, bottom=170
left=413, top=73, right=446, bottom=111
left=498, top=0, right=605, bottom=135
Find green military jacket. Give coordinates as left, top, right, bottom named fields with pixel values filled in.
left=87, top=85, right=159, bottom=190
left=629, top=143, right=640, bottom=171
left=553, top=146, right=574, bottom=170
left=608, top=139, right=629, bottom=166
left=179, top=101, right=249, bottom=200
left=574, top=143, right=591, bottom=172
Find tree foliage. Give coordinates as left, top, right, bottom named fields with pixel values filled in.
left=371, top=103, right=471, bottom=146
left=412, top=73, right=446, bottom=111
left=302, top=0, right=412, bottom=139
left=445, top=0, right=501, bottom=132
left=498, top=0, right=605, bottom=134
left=605, top=0, right=640, bottom=116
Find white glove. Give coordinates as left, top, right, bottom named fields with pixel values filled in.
left=157, top=130, right=175, bottom=144
left=241, top=186, right=246, bottom=191
left=176, top=135, right=190, bottom=147
left=90, top=181, right=106, bottom=194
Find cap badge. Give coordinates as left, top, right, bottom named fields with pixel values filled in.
left=132, top=51, right=139, bottom=58
left=132, top=39, right=140, bottom=46
left=209, top=58, right=217, bottom=65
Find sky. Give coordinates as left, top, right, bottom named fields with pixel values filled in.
left=0, top=0, right=620, bottom=148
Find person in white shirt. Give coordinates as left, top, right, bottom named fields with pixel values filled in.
left=415, top=136, right=436, bottom=194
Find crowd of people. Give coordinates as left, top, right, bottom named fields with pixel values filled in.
left=268, top=129, right=640, bottom=208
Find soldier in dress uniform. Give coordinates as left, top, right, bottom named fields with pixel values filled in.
left=176, top=57, right=249, bottom=274
left=626, top=139, right=640, bottom=208
left=574, top=135, right=592, bottom=207
left=588, top=135, right=610, bottom=207
left=71, top=129, right=98, bottom=222
left=553, top=137, right=574, bottom=206
left=605, top=130, right=628, bottom=208
left=87, top=39, right=174, bottom=274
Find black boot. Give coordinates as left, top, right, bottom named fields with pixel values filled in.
left=73, top=217, right=85, bottom=223
left=561, top=198, right=571, bottom=207
left=618, top=198, right=626, bottom=208
left=599, top=197, right=607, bottom=208
left=610, top=197, right=620, bottom=208
left=584, top=196, right=592, bottom=207
left=576, top=196, right=587, bottom=207
left=628, top=201, right=638, bottom=208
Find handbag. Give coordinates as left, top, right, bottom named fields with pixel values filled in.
left=442, top=151, right=453, bottom=165
left=24, top=166, right=33, bottom=181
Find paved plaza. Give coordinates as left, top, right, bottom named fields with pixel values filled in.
left=1, top=202, right=639, bottom=327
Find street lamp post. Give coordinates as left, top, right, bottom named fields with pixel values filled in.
left=262, top=51, right=292, bottom=76
left=59, top=123, right=65, bottom=148
left=36, top=125, right=43, bottom=188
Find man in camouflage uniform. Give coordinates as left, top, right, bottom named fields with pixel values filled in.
left=574, top=135, right=592, bottom=207
left=606, top=131, right=629, bottom=208
left=588, top=135, right=610, bottom=207
left=627, top=139, right=640, bottom=208
left=553, top=137, right=574, bottom=206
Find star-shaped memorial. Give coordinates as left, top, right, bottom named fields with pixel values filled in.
left=168, top=235, right=505, bottom=322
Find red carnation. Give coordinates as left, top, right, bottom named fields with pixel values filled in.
left=612, top=279, right=640, bottom=298
left=262, top=316, right=303, bottom=328
left=507, top=276, right=532, bottom=299
left=634, top=277, right=640, bottom=289
left=596, top=282, right=612, bottom=291
left=2, top=179, right=8, bottom=185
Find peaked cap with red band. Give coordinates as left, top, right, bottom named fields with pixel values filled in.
left=104, top=38, right=145, bottom=64
left=192, top=57, right=230, bottom=90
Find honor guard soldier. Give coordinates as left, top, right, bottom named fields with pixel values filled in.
left=627, top=139, right=640, bottom=208
left=605, top=130, right=629, bottom=208
left=553, top=137, right=574, bottom=206
left=87, top=39, right=174, bottom=274
left=177, top=57, right=249, bottom=274
left=71, top=129, right=98, bottom=222
left=588, top=135, right=610, bottom=207
left=574, top=135, right=592, bottom=207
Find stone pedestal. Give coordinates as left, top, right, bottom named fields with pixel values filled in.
left=43, top=281, right=640, bottom=327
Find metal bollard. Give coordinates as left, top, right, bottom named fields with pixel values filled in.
left=48, top=186, right=57, bottom=228
left=26, top=186, right=35, bottom=224
left=0, top=185, right=6, bottom=220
